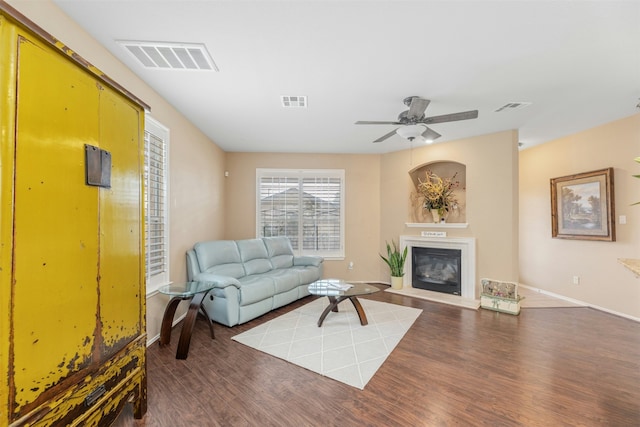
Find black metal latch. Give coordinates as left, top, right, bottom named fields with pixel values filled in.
left=84, top=384, right=107, bottom=407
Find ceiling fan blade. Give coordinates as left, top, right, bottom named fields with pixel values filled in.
left=421, top=110, right=479, bottom=125
left=373, top=128, right=399, bottom=143
left=421, top=127, right=441, bottom=141
left=407, top=97, right=430, bottom=119
left=355, top=120, right=400, bottom=125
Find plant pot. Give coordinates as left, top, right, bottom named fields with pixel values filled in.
left=391, top=276, right=404, bottom=290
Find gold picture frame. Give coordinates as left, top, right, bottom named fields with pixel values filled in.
left=550, top=168, right=615, bottom=241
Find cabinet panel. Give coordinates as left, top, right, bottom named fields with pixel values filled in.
left=98, top=88, right=145, bottom=358
left=12, top=35, right=101, bottom=416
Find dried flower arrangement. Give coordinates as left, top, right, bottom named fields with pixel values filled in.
left=415, top=171, right=460, bottom=216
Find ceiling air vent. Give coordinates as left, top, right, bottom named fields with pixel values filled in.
left=281, top=96, right=307, bottom=108
left=118, top=41, right=219, bottom=71
left=495, top=102, right=532, bottom=112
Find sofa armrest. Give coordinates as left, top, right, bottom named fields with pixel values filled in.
left=186, top=249, right=201, bottom=281
left=293, top=256, right=324, bottom=267
left=194, top=273, right=242, bottom=289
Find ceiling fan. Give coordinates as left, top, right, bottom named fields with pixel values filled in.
left=355, top=96, right=479, bottom=143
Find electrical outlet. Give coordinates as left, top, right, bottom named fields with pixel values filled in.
left=619, top=215, right=627, bottom=225
left=348, top=261, right=354, bottom=270
left=572, top=276, right=580, bottom=285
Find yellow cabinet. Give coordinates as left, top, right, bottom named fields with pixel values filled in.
left=1, top=5, right=147, bottom=426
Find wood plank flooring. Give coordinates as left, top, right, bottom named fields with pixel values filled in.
left=114, top=284, right=640, bottom=426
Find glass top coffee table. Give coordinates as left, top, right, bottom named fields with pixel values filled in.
left=308, top=279, right=380, bottom=327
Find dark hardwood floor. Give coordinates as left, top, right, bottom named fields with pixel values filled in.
left=114, top=284, right=640, bottom=426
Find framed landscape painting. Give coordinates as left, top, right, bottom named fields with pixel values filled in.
left=550, top=168, right=615, bottom=241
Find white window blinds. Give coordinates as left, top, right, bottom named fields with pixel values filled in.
left=144, top=117, right=170, bottom=290
left=257, top=169, right=344, bottom=258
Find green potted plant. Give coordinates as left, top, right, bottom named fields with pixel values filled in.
left=380, top=240, right=408, bottom=290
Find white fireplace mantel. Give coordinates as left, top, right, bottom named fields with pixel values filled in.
left=394, top=235, right=478, bottom=308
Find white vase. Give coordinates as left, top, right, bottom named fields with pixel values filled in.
left=430, top=209, right=441, bottom=223
left=391, top=276, right=404, bottom=290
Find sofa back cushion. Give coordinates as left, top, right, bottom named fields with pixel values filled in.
left=194, top=240, right=245, bottom=278
left=237, top=239, right=273, bottom=275
left=263, top=236, right=295, bottom=269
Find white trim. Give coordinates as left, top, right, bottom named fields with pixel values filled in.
left=144, top=115, right=170, bottom=294
left=405, top=222, right=469, bottom=228
left=519, top=284, right=640, bottom=323
left=145, top=311, right=187, bottom=347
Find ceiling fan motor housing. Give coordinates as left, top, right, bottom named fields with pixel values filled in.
left=397, top=110, right=424, bottom=124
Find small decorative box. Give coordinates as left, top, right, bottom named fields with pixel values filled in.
left=480, top=278, right=524, bottom=315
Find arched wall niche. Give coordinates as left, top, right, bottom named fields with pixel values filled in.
left=408, top=160, right=467, bottom=223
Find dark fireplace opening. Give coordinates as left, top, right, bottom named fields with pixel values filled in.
left=412, top=247, right=462, bottom=295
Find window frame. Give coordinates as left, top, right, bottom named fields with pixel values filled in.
left=256, top=168, right=345, bottom=259
left=144, top=115, right=170, bottom=294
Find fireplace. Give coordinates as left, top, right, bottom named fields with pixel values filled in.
left=412, top=247, right=461, bottom=295
left=399, top=235, right=477, bottom=301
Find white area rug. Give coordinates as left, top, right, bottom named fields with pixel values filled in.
left=231, top=298, right=422, bottom=389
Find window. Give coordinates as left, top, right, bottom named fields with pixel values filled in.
left=144, top=116, right=170, bottom=292
left=257, top=169, right=344, bottom=259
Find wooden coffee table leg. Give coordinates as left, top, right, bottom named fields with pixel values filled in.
left=199, top=291, right=215, bottom=339
left=348, top=296, right=368, bottom=326
left=317, top=296, right=347, bottom=327
left=176, top=291, right=207, bottom=359
left=160, top=297, right=183, bottom=347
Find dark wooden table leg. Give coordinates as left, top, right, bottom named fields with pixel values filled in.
left=160, top=297, right=183, bottom=347
left=348, top=296, right=368, bottom=326
left=317, top=295, right=347, bottom=327
left=328, top=296, right=339, bottom=312
left=176, top=291, right=207, bottom=359
left=199, top=291, right=215, bottom=339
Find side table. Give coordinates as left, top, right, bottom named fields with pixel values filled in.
left=159, top=281, right=216, bottom=359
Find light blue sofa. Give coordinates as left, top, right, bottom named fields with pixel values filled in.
left=186, top=236, right=323, bottom=327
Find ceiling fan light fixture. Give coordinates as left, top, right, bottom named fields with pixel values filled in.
left=396, top=124, right=426, bottom=141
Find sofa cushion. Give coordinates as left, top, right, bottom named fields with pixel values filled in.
left=268, top=268, right=301, bottom=294
left=195, top=240, right=245, bottom=278
left=237, top=275, right=275, bottom=305
left=237, top=239, right=273, bottom=276
left=263, top=236, right=295, bottom=268
left=290, top=265, right=322, bottom=284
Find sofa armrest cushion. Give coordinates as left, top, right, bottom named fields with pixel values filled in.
left=294, top=256, right=324, bottom=267
left=186, top=249, right=201, bottom=281
left=193, top=273, right=241, bottom=289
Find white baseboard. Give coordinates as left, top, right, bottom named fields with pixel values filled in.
left=519, top=284, right=640, bottom=323
left=146, top=312, right=187, bottom=347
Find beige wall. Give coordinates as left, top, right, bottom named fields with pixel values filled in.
left=8, top=0, right=227, bottom=341
left=380, top=130, right=520, bottom=291
left=224, top=152, right=381, bottom=281
left=227, top=130, right=519, bottom=291
left=519, top=114, right=640, bottom=319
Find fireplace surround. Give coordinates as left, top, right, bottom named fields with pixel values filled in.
left=399, top=235, right=477, bottom=303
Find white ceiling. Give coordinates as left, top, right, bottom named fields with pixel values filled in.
left=53, top=0, right=640, bottom=154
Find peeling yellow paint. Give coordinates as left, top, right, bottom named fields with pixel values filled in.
left=1, top=7, right=146, bottom=425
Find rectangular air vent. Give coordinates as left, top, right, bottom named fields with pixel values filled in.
left=495, top=102, right=532, bottom=112
left=118, top=41, right=219, bottom=71
left=281, top=96, right=307, bottom=108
